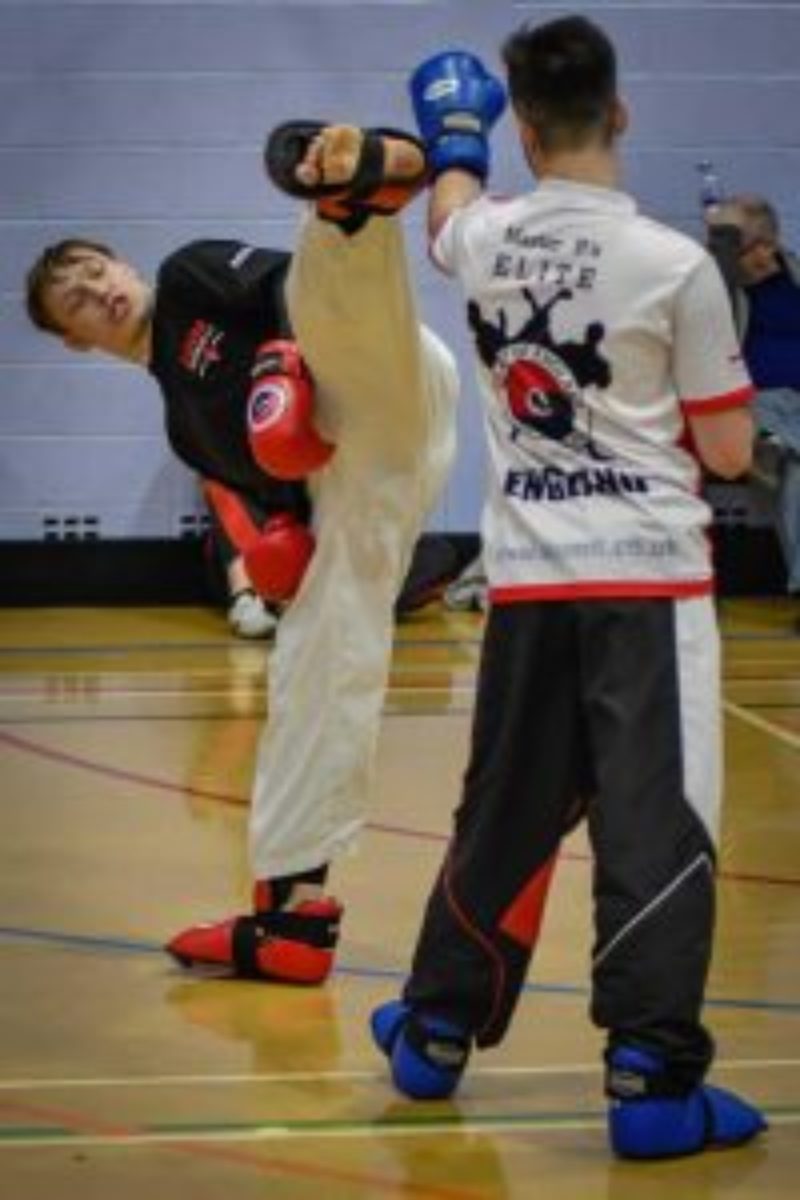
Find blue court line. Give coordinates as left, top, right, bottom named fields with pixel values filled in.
left=1, top=924, right=798, bottom=1015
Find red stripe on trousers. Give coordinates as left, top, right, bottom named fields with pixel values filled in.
left=499, top=853, right=558, bottom=950
left=443, top=856, right=507, bottom=1042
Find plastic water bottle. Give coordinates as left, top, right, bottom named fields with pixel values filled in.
left=696, top=160, right=724, bottom=215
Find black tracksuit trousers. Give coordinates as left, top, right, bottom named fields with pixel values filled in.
left=403, top=597, right=717, bottom=1086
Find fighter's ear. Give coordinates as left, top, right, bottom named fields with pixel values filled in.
left=516, top=116, right=542, bottom=171
left=611, top=97, right=629, bottom=138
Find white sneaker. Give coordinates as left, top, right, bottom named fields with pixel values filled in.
left=443, top=555, right=488, bottom=613
left=227, top=590, right=278, bottom=639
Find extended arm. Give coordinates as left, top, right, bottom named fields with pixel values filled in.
left=428, top=171, right=483, bottom=243
left=408, top=52, right=507, bottom=246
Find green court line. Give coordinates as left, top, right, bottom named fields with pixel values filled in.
left=1, top=1106, right=799, bottom=1145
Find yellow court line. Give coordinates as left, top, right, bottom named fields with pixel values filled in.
left=724, top=698, right=800, bottom=752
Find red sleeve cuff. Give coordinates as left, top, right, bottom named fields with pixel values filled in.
left=681, top=384, right=755, bottom=414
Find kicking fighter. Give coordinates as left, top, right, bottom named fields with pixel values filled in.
left=26, top=124, right=459, bottom=985
left=370, top=17, right=766, bottom=1161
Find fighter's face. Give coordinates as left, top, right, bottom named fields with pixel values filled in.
left=42, top=251, right=153, bottom=360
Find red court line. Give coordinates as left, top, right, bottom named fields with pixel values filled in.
left=2, top=728, right=799, bottom=891
left=0, top=728, right=241, bottom=805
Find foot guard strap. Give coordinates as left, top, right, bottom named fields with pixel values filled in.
left=166, top=899, right=342, bottom=985
left=232, top=908, right=339, bottom=979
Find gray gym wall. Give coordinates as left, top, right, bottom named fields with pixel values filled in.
left=1, top=0, right=798, bottom=542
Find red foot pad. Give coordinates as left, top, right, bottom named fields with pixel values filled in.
left=165, top=898, right=342, bottom=985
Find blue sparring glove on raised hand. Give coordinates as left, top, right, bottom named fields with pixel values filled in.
left=409, top=51, right=507, bottom=181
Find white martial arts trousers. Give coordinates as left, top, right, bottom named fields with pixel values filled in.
left=248, top=212, right=459, bottom=878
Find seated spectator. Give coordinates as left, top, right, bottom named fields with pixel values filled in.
left=707, top=196, right=800, bottom=606
left=394, top=533, right=461, bottom=618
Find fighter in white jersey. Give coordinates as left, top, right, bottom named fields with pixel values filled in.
left=439, top=189, right=752, bottom=598
left=371, top=15, right=766, bottom=1162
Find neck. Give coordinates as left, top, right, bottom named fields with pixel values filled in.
left=127, top=326, right=152, bottom=366
left=125, top=297, right=154, bottom=366
left=537, top=146, right=621, bottom=191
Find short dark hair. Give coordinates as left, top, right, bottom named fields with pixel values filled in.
left=502, top=15, right=618, bottom=152
left=25, top=238, right=116, bottom=334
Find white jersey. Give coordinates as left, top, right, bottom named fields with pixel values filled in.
left=434, top=179, right=753, bottom=601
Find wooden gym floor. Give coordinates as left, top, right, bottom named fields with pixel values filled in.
left=0, top=597, right=798, bottom=1199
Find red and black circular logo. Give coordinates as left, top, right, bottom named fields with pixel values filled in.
left=247, top=381, right=289, bottom=433
left=499, top=345, right=578, bottom=443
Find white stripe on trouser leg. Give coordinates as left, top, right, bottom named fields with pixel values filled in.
left=592, top=595, right=721, bottom=969
left=247, top=214, right=458, bottom=879
left=674, top=594, right=723, bottom=844
left=592, top=852, right=714, bottom=970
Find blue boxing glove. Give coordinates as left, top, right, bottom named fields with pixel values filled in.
left=409, top=51, right=507, bottom=181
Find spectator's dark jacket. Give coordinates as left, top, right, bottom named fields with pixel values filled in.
left=708, top=225, right=800, bottom=339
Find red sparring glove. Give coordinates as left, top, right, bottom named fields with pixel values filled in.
left=246, top=339, right=334, bottom=480
left=243, top=512, right=315, bottom=603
